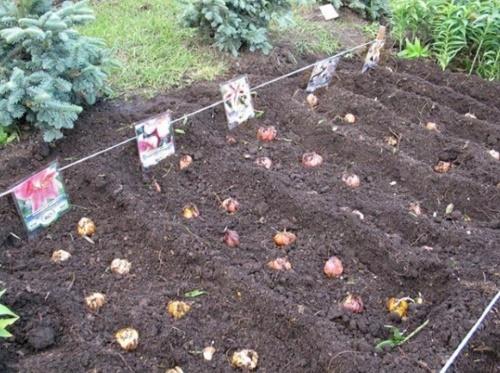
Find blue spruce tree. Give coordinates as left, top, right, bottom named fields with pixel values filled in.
left=183, top=0, right=297, bottom=56
left=0, top=0, right=116, bottom=142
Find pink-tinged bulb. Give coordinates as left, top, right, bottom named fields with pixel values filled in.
left=341, top=294, right=364, bottom=313
left=302, top=152, right=323, bottom=168
left=324, top=256, right=343, bottom=278
left=223, top=230, right=240, bottom=248
left=257, top=126, right=277, bottom=142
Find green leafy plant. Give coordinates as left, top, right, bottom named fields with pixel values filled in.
left=182, top=0, right=299, bottom=56
left=0, top=0, right=116, bottom=142
left=389, top=0, right=499, bottom=80
left=0, top=127, right=17, bottom=145
left=375, top=319, right=429, bottom=351
left=432, top=1, right=467, bottom=70
left=389, top=0, right=439, bottom=49
left=397, top=38, right=430, bottom=59
left=0, top=289, right=19, bottom=338
left=465, top=0, right=499, bottom=79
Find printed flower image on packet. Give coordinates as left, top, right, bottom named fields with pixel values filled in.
left=362, top=26, right=386, bottom=73
left=220, top=75, right=255, bottom=130
left=135, top=111, right=175, bottom=168
left=307, top=56, right=340, bottom=93
left=12, top=162, right=70, bottom=234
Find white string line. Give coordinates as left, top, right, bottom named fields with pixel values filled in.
left=439, top=290, right=500, bottom=373
left=0, top=41, right=373, bottom=198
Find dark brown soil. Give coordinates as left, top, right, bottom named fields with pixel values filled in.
left=0, top=49, right=499, bottom=373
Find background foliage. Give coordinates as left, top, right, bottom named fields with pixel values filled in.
left=389, top=0, right=499, bottom=80
left=182, top=0, right=312, bottom=56
left=328, top=0, right=389, bottom=20
left=0, top=0, right=115, bottom=142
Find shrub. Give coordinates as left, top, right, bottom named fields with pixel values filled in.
left=0, top=0, right=116, bottom=142
left=182, top=0, right=299, bottom=56
left=0, top=289, right=19, bottom=338
left=328, top=0, right=389, bottom=20
left=389, top=0, right=499, bottom=80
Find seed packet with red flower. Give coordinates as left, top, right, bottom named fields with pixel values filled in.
left=135, top=111, right=175, bottom=168
left=12, top=162, right=70, bottom=234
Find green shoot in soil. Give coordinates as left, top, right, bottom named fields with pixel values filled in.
left=375, top=319, right=429, bottom=351
left=184, top=289, right=208, bottom=298
left=0, top=289, right=19, bottom=338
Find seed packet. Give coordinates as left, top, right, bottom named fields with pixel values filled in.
left=220, top=75, right=255, bottom=130
left=362, top=26, right=386, bottom=73
left=12, top=162, right=70, bottom=234
left=319, top=4, right=339, bottom=20
left=306, top=56, right=340, bottom=92
left=135, top=111, right=175, bottom=168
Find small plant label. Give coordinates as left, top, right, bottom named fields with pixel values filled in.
left=307, top=56, right=340, bottom=92
left=220, top=75, right=255, bottom=130
left=12, top=162, right=70, bottom=234
left=135, top=111, right=175, bottom=168
left=362, top=26, right=386, bottom=73
left=319, top=4, right=339, bottom=21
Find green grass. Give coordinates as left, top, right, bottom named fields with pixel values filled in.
left=274, top=7, right=340, bottom=56
left=362, top=22, right=382, bottom=38
left=81, top=0, right=226, bottom=96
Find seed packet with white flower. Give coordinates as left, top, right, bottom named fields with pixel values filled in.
left=306, top=56, right=340, bottom=93
left=220, top=76, right=254, bottom=130
left=135, top=111, right=175, bottom=169
left=12, top=162, right=70, bottom=234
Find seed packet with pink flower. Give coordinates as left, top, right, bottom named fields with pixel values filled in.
left=135, top=111, right=175, bottom=168
left=12, top=162, right=70, bottom=234
left=220, top=76, right=254, bottom=130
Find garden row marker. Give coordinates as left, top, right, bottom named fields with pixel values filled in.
left=56, top=40, right=373, bottom=171
left=306, top=56, right=340, bottom=93
left=220, top=75, right=255, bottom=129
left=0, top=42, right=374, bottom=199
left=439, top=290, right=500, bottom=373
left=362, top=26, right=386, bottom=73
left=0, top=41, right=374, bottom=234
left=10, top=162, right=70, bottom=235
left=134, top=111, right=175, bottom=168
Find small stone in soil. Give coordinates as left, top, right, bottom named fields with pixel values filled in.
left=486, top=134, right=497, bottom=146
left=438, top=148, right=460, bottom=162
left=328, top=308, right=343, bottom=320
left=27, top=326, right=56, bottom=350
left=388, top=312, right=402, bottom=323
left=349, top=319, right=357, bottom=330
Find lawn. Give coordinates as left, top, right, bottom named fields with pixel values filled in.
left=81, top=0, right=226, bottom=96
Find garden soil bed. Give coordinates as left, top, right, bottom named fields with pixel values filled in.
left=0, top=49, right=499, bottom=372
